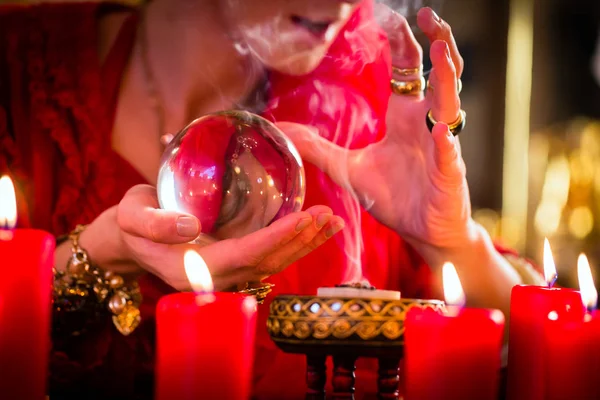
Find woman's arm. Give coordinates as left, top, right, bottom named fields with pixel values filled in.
left=409, top=222, right=521, bottom=322
left=278, top=6, right=529, bottom=335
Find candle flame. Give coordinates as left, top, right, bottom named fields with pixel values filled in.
left=443, top=262, right=466, bottom=307
left=578, top=253, right=598, bottom=310
left=184, top=250, right=214, bottom=294
left=0, top=176, right=17, bottom=230
left=543, top=238, right=558, bottom=287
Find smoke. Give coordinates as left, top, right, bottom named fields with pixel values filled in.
left=223, top=1, right=447, bottom=286
left=375, top=0, right=445, bottom=29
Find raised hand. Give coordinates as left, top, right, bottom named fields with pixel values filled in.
left=281, top=6, right=472, bottom=254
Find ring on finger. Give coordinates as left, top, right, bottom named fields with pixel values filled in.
left=426, top=78, right=463, bottom=94
left=392, top=64, right=423, bottom=77
left=425, top=109, right=466, bottom=136
left=390, top=77, right=425, bottom=96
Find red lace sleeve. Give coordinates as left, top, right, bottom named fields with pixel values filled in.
left=1, top=4, right=158, bottom=398
left=0, top=8, right=32, bottom=228
left=0, top=3, right=129, bottom=235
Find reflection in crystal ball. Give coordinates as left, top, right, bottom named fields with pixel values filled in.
left=157, top=111, right=306, bottom=239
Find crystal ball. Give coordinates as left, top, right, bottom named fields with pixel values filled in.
left=157, top=111, right=306, bottom=239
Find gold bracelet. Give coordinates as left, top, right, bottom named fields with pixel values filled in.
left=53, top=225, right=142, bottom=336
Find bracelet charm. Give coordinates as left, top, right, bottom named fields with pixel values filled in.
left=53, top=225, right=142, bottom=336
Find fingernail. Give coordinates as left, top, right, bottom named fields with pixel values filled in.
left=295, top=217, right=312, bottom=232
left=325, top=221, right=345, bottom=239
left=316, top=213, right=333, bottom=229
left=431, top=9, right=441, bottom=23
left=177, top=216, right=200, bottom=237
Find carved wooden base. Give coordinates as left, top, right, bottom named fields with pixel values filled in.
left=377, top=358, right=401, bottom=400
left=331, top=356, right=357, bottom=400
left=306, top=355, right=327, bottom=400
left=304, top=355, right=401, bottom=399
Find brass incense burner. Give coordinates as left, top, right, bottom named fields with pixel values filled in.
left=267, top=294, right=445, bottom=399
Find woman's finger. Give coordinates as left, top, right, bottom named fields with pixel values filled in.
left=375, top=3, right=423, bottom=76
left=431, top=122, right=465, bottom=182
left=138, top=207, right=342, bottom=290
left=277, top=122, right=356, bottom=192
left=429, top=40, right=461, bottom=123
left=417, top=7, right=464, bottom=77
left=117, top=184, right=201, bottom=244
left=200, top=208, right=319, bottom=275
left=254, top=207, right=341, bottom=277
left=282, top=216, right=345, bottom=267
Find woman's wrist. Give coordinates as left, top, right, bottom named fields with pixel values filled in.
left=54, top=207, right=135, bottom=276
left=408, top=220, right=522, bottom=308
left=405, top=219, right=486, bottom=270
left=53, top=220, right=143, bottom=336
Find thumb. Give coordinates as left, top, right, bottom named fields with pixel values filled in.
left=117, top=184, right=201, bottom=244
left=277, top=122, right=355, bottom=191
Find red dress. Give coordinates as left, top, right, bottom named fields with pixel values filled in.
left=0, top=2, right=435, bottom=399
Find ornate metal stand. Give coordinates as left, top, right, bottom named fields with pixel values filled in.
left=267, top=295, right=445, bottom=399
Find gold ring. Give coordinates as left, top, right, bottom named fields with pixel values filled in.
left=390, top=77, right=425, bottom=96
left=426, top=78, right=462, bottom=94
left=392, top=65, right=423, bottom=77
left=425, top=109, right=466, bottom=136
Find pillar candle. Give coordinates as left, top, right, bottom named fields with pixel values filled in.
left=506, top=239, right=586, bottom=400
left=0, top=176, right=54, bottom=399
left=545, top=254, right=600, bottom=400
left=155, top=250, right=257, bottom=400
left=405, top=262, right=505, bottom=400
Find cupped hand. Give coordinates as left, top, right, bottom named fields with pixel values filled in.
left=280, top=6, right=472, bottom=253
left=111, top=184, right=344, bottom=291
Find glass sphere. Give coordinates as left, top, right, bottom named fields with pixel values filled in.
left=157, top=111, right=305, bottom=239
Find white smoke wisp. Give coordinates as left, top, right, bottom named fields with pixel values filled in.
left=306, top=83, right=379, bottom=285
left=329, top=99, right=367, bottom=285
left=373, top=0, right=445, bottom=80
left=374, top=0, right=445, bottom=29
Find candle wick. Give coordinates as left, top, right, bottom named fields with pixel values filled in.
left=194, top=291, right=216, bottom=306
left=586, top=306, right=595, bottom=315
left=547, top=273, right=558, bottom=288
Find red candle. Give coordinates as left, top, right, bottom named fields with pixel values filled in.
left=506, top=239, right=587, bottom=400
left=545, top=254, right=600, bottom=400
left=155, top=250, right=257, bottom=400
left=0, top=175, right=54, bottom=400
left=405, top=262, right=505, bottom=400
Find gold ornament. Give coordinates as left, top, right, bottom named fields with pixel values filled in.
left=112, top=304, right=142, bottom=336
left=53, top=225, right=142, bottom=336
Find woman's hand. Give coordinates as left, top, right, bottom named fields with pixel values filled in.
left=280, top=7, right=522, bottom=318
left=74, top=184, right=344, bottom=291
left=281, top=7, right=471, bottom=256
